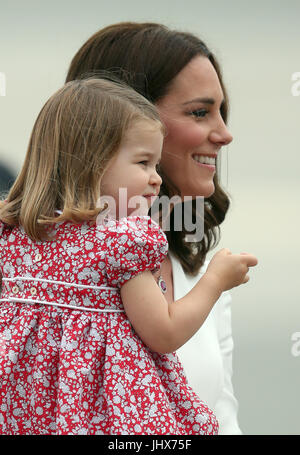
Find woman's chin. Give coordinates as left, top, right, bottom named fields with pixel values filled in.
left=180, top=183, right=215, bottom=199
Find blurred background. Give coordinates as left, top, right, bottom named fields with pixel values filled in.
left=0, top=0, right=299, bottom=434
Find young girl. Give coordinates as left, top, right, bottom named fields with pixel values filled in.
left=0, top=78, right=257, bottom=435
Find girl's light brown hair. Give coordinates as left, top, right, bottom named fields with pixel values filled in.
left=0, top=77, right=162, bottom=241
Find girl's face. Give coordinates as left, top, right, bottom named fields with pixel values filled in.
left=156, top=56, right=233, bottom=198
left=100, top=120, right=163, bottom=219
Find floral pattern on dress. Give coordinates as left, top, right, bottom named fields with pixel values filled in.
left=0, top=216, right=218, bottom=435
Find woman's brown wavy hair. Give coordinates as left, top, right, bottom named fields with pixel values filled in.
left=66, top=22, right=232, bottom=276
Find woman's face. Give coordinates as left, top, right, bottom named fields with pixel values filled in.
left=156, top=56, right=233, bottom=198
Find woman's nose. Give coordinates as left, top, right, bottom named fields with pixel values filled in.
left=209, top=117, right=233, bottom=145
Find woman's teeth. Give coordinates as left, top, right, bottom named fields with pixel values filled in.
left=192, top=155, right=215, bottom=165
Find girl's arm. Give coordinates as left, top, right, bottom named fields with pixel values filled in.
left=121, top=249, right=257, bottom=354
left=121, top=269, right=221, bottom=354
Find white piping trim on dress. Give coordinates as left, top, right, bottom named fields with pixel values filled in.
left=0, top=297, right=125, bottom=313
left=2, top=277, right=117, bottom=291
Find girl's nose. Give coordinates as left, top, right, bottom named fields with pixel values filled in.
left=150, top=168, right=162, bottom=187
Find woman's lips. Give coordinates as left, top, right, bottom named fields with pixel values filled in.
left=192, top=153, right=216, bottom=171
left=193, top=160, right=215, bottom=170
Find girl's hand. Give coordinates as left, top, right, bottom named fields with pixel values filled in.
left=205, top=248, right=258, bottom=292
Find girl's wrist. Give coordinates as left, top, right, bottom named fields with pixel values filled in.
left=200, top=271, right=225, bottom=297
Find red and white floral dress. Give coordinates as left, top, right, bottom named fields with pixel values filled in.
left=0, top=215, right=218, bottom=435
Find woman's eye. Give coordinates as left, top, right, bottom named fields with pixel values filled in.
left=138, top=161, right=148, bottom=166
left=189, top=109, right=208, bottom=119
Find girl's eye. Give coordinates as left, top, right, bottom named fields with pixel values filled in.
left=138, top=161, right=161, bottom=172
left=188, top=109, right=208, bottom=119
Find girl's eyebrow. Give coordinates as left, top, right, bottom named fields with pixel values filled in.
left=134, top=150, right=161, bottom=163
left=134, top=150, right=156, bottom=157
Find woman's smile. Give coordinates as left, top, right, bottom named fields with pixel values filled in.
left=192, top=153, right=217, bottom=170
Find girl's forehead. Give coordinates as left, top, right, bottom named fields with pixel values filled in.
left=125, top=118, right=164, bottom=138
left=116, top=119, right=164, bottom=157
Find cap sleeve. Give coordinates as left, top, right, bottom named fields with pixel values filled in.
left=97, top=215, right=168, bottom=288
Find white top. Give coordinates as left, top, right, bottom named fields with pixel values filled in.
left=170, top=252, right=242, bottom=435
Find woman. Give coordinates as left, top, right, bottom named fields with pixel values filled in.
left=65, top=22, right=241, bottom=434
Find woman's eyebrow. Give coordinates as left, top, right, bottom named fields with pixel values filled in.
left=182, top=97, right=224, bottom=106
